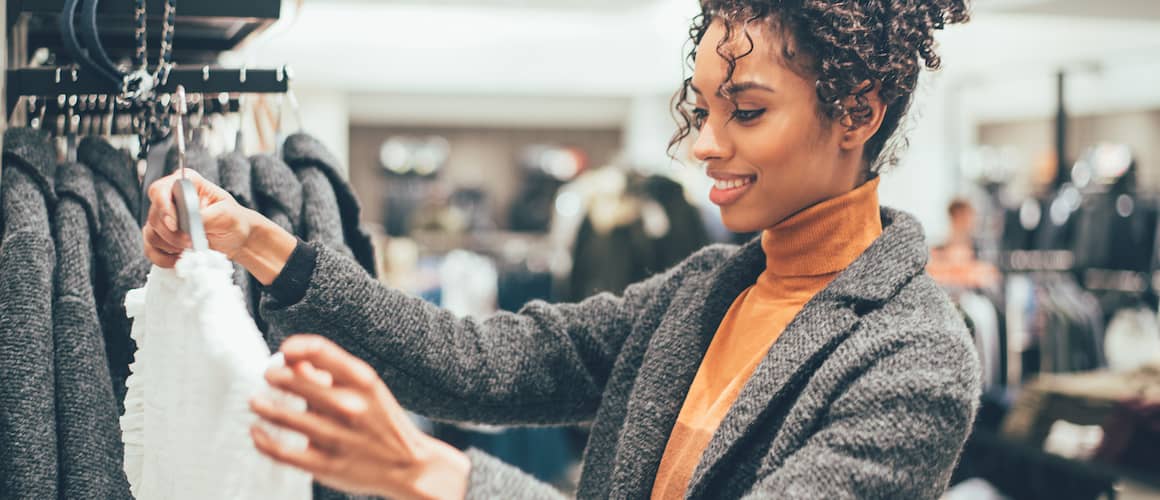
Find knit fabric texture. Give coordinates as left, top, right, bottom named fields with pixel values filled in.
left=0, top=127, right=60, bottom=499
left=282, top=133, right=376, bottom=276
left=78, top=137, right=150, bottom=407
left=652, top=177, right=884, bottom=499
left=121, top=250, right=312, bottom=500
left=261, top=207, right=982, bottom=499
left=250, top=152, right=372, bottom=500
left=219, top=150, right=258, bottom=318
left=250, top=153, right=304, bottom=351
left=53, top=161, right=133, bottom=499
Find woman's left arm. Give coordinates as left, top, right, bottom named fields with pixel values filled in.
left=743, top=333, right=981, bottom=500
left=249, top=334, right=566, bottom=500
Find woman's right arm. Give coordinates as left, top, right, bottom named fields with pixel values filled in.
left=257, top=236, right=669, bottom=426
left=144, top=170, right=676, bottom=426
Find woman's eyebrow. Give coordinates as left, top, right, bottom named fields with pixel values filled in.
left=689, top=81, right=775, bottom=97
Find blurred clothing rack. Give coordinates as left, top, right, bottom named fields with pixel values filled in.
left=5, top=66, right=290, bottom=114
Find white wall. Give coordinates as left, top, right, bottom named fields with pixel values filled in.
left=292, top=88, right=351, bottom=175
left=879, top=72, right=960, bottom=245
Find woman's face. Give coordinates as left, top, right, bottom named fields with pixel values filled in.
left=690, top=19, right=867, bottom=233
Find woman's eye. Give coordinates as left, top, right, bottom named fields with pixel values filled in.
left=691, top=108, right=708, bottom=129
left=732, top=108, right=766, bottom=122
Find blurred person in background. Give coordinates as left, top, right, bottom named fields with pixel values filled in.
left=929, top=198, right=1000, bottom=290
left=143, top=0, right=981, bottom=498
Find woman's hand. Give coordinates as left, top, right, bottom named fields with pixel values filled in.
left=250, top=335, right=471, bottom=500
left=143, top=169, right=252, bottom=267
left=143, top=169, right=297, bottom=285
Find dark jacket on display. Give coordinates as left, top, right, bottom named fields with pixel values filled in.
left=250, top=153, right=305, bottom=350
left=261, top=207, right=982, bottom=499
left=282, top=132, right=376, bottom=276
left=78, top=137, right=150, bottom=406
left=220, top=150, right=258, bottom=317
left=51, top=161, right=134, bottom=500
left=0, top=127, right=60, bottom=499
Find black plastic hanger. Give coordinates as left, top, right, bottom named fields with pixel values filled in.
left=79, top=0, right=126, bottom=86
left=58, top=0, right=121, bottom=87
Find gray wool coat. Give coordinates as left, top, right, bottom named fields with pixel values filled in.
left=249, top=152, right=369, bottom=500
left=0, top=128, right=59, bottom=499
left=52, top=162, right=133, bottom=500
left=77, top=137, right=150, bottom=407
left=282, top=133, right=376, bottom=276
left=219, top=151, right=259, bottom=318
left=261, top=207, right=982, bottom=499
left=250, top=153, right=305, bottom=349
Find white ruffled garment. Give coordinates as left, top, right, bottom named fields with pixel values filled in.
left=120, top=250, right=312, bottom=500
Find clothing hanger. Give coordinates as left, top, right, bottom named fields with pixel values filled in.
left=171, top=85, right=209, bottom=252
left=59, top=0, right=124, bottom=88
left=79, top=0, right=127, bottom=87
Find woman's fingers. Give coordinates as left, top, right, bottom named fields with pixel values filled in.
left=250, top=397, right=357, bottom=453
left=250, top=425, right=335, bottom=475
left=144, top=245, right=179, bottom=269
left=146, top=176, right=190, bottom=249
left=279, top=335, right=381, bottom=392
left=143, top=225, right=182, bottom=255
left=265, top=364, right=371, bottom=426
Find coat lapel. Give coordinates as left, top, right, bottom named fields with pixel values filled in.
left=607, top=239, right=766, bottom=499
left=685, top=298, right=860, bottom=498
left=685, top=208, right=930, bottom=498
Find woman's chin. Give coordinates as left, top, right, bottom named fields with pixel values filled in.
left=719, top=211, right=765, bottom=235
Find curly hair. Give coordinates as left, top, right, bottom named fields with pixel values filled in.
left=670, top=0, right=970, bottom=173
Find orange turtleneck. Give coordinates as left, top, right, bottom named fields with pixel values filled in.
left=650, top=177, right=884, bottom=500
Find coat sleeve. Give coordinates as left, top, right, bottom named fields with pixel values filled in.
left=742, top=331, right=981, bottom=500
left=462, top=449, right=566, bottom=499
left=261, top=242, right=696, bottom=426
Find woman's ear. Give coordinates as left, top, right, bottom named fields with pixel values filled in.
left=838, top=81, right=887, bottom=151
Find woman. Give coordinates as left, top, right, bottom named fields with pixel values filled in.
left=144, top=0, right=979, bottom=498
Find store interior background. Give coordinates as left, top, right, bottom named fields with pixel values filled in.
left=227, top=0, right=1160, bottom=246
left=5, top=0, right=1159, bottom=498
left=224, top=2, right=1160, bottom=498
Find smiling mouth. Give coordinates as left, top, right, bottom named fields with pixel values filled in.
left=712, top=177, right=755, bottom=190
left=708, top=174, right=757, bottom=206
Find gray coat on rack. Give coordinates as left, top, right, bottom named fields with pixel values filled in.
left=52, top=161, right=133, bottom=500
left=249, top=150, right=375, bottom=500
left=0, top=127, right=59, bottom=499
left=250, top=153, right=303, bottom=351
left=282, top=133, right=376, bottom=276
left=219, top=151, right=257, bottom=317
left=260, top=208, right=981, bottom=500
left=77, top=137, right=149, bottom=408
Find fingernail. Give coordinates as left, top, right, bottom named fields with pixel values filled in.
left=265, top=367, right=292, bottom=384
left=251, top=425, right=269, bottom=445
left=250, top=397, right=270, bottom=413
left=163, top=215, right=177, bottom=232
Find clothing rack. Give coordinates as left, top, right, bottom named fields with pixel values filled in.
left=6, top=66, right=289, bottom=118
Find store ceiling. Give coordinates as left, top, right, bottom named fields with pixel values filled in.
left=234, top=0, right=1160, bottom=126
left=341, top=0, right=646, bottom=8
left=977, top=0, right=1160, bottom=20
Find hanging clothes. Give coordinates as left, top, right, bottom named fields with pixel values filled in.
left=960, top=291, right=1003, bottom=392
left=0, top=127, right=60, bottom=499
left=1005, top=273, right=1106, bottom=385
left=120, top=250, right=312, bottom=500
left=77, top=136, right=150, bottom=407
left=1074, top=189, right=1158, bottom=272
left=249, top=153, right=304, bottom=351
left=638, top=175, right=710, bottom=271
left=52, top=161, right=133, bottom=499
left=282, top=133, right=376, bottom=276
left=219, top=151, right=258, bottom=317
left=250, top=152, right=369, bottom=500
